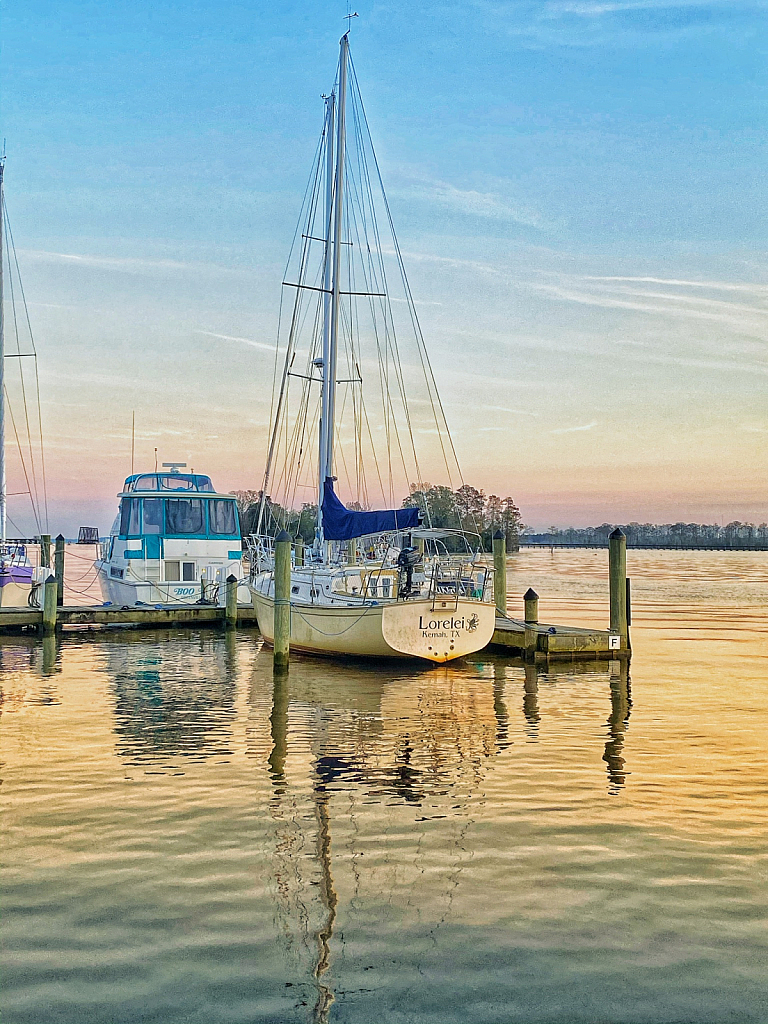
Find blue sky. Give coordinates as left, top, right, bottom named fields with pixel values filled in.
left=2, top=0, right=767, bottom=532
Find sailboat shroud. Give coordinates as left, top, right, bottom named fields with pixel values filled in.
left=248, top=34, right=497, bottom=663
left=0, top=158, right=41, bottom=607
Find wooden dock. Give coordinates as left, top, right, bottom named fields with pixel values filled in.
left=0, top=603, right=258, bottom=632
left=490, top=615, right=623, bottom=659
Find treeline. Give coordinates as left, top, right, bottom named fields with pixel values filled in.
left=233, top=483, right=524, bottom=551
left=403, top=484, right=523, bottom=550
left=523, top=522, right=768, bottom=550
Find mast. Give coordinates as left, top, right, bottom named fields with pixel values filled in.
left=0, top=155, right=6, bottom=543
left=318, top=33, right=349, bottom=554
left=316, top=90, right=335, bottom=548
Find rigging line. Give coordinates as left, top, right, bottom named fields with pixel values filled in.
left=259, top=231, right=318, bottom=529
left=339, top=193, right=364, bottom=504
left=281, top=344, right=317, bottom=513
left=348, top=91, right=434, bottom=528
left=342, top=118, right=396, bottom=503
left=348, top=84, right=425, bottom=500
left=3, top=385, right=41, bottom=533
left=4, top=202, right=49, bottom=531
left=350, top=64, right=463, bottom=493
left=3, top=211, right=42, bottom=530
left=5, top=511, right=25, bottom=536
left=345, top=102, right=394, bottom=503
left=285, top=309, right=323, bottom=512
left=276, top=276, right=325, bottom=511
left=260, top=113, right=327, bottom=530
left=349, top=74, right=464, bottom=537
left=345, top=168, right=373, bottom=509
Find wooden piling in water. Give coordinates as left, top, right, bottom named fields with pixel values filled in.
left=493, top=530, right=507, bottom=615
left=54, top=534, right=65, bottom=606
left=609, top=528, right=629, bottom=651
left=42, top=575, right=58, bottom=634
left=40, top=534, right=51, bottom=569
left=295, top=538, right=304, bottom=567
left=273, top=530, right=291, bottom=672
left=524, top=587, right=539, bottom=624
left=523, top=588, right=539, bottom=659
left=225, top=574, right=238, bottom=628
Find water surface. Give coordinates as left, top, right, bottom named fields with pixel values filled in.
left=2, top=550, right=767, bottom=1022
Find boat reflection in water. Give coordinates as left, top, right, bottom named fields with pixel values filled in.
left=101, top=630, right=239, bottom=764
left=252, top=651, right=631, bottom=1020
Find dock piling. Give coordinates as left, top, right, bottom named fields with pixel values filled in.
left=493, top=530, right=507, bottom=615
left=523, top=588, right=539, bottom=659
left=273, top=530, right=291, bottom=672
left=225, top=574, right=238, bottom=628
left=40, top=534, right=51, bottom=569
left=54, top=534, right=65, bottom=606
left=42, top=575, right=58, bottom=634
left=524, top=587, right=539, bottom=623
left=295, top=538, right=304, bottom=567
left=609, top=528, right=629, bottom=650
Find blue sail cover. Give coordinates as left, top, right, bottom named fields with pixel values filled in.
left=321, top=478, right=420, bottom=541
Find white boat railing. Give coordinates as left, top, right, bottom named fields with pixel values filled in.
left=246, top=532, right=494, bottom=607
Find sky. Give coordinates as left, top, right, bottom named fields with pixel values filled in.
left=1, top=0, right=767, bottom=534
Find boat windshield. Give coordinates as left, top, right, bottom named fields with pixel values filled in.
left=165, top=498, right=204, bottom=534
left=125, top=474, right=215, bottom=492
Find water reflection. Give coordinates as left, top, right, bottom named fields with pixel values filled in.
left=603, top=658, right=632, bottom=792
left=523, top=662, right=540, bottom=738
left=0, top=636, right=61, bottom=710
left=99, top=631, right=238, bottom=764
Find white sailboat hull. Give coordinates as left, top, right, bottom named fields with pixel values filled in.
left=251, top=589, right=495, bottom=663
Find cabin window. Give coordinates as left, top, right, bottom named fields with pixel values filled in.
left=143, top=498, right=163, bottom=534
left=119, top=498, right=141, bottom=537
left=165, top=498, right=204, bottom=534
left=160, top=475, right=196, bottom=491
left=165, top=561, right=180, bottom=581
left=209, top=499, right=238, bottom=536
left=196, top=476, right=214, bottom=491
left=133, top=475, right=158, bottom=490
left=182, top=562, right=196, bottom=581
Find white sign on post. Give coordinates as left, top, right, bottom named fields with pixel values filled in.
left=608, top=634, right=621, bottom=650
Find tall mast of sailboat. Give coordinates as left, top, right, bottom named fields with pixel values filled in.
left=316, top=89, right=335, bottom=549
left=317, top=33, right=349, bottom=554
left=0, top=154, right=6, bottom=543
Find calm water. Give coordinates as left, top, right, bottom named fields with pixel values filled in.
left=2, top=549, right=767, bottom=1023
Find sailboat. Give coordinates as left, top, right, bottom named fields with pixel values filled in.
left=0, top=156, right=44, bottom=607
left=248, top=33, right=496, bottom=663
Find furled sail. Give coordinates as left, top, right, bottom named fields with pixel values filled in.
left=321, top=478, right=419, bottom=541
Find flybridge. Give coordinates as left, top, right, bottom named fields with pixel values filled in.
left=122, top=473, right=216, bottom=494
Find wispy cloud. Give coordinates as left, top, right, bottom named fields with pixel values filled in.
left=550, top=420, right=599, bottom=433
left=582, top=275, right=768, bottom=295
left=21, top=249, right=248, bottom=278
left=548, top=0, right=758, bottom=14
left=395, top=177, right=547, bottom=230
left=196, top=331, right=276, bottom=353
